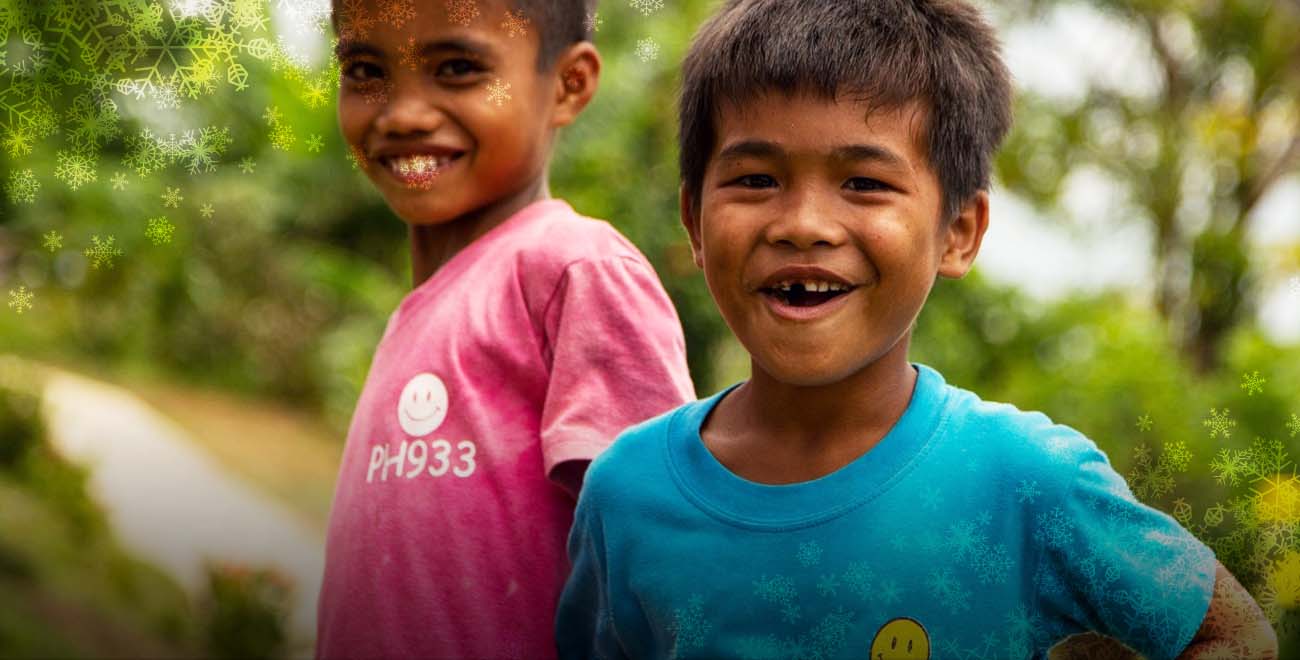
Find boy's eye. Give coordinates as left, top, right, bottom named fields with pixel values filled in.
left=733, top=174, right=777, bottom=188
left=845, top=177, right=889, bottom=193
left=341, top=60, right=383, bottom=82
left=436, top=57, right=486, bottom=78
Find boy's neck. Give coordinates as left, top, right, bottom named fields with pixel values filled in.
left=702, top=335, right=918, bottom=485
left=408, top=176, right=552, bottom=287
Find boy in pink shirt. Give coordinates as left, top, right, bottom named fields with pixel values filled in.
left=315, top=2, right=695, bottom=658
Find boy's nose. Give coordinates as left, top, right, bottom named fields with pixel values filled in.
left=374, top=89, right=446, bottom=137
left=763, top=190, right=849, bottom=250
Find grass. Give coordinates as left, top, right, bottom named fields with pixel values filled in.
left=0, top=474, right=197, bottom=658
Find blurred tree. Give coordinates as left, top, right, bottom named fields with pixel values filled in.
left=996, top=0, right=1300, bottom=373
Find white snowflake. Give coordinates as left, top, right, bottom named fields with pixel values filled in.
left=4, top=168, right=39, bottom=203
left=1016, top=479, right=1041, bottom=504
left=83, top=235, right=124, bottom=270
left=840, top=560, right=874, bottom=599
left=975, top=544, right=1013, bottom=585
left=795, top=541, right=822, bottom=567
left=152, top=82, right=181, bottom=110
left=667, top=594, right=712, bottom=654
left=110, top=172, right=128, bottom=191
left=1288, top=414, right=1300, bottom=439
left=445, top=0, right=479, bottom=26
left=7, top=286, right=33, bottom=314
left=877, top=578, right=901, bottom=605
left=145, top=216, right=175, bottom=245
left=1241, top=370, right=1266, bottom=396
left=162, top=187, right=184, bottom=208
left=1290, top=275, right=1300, bottom=294
left=500, top=9, right=529, bottom=37
left=919, top=485, right=944, bottom=511
left=42, top=231, right=62, bottom=252
left=629, top=0, right=664, bottom=15
left=1210, top=448, right=1249, bottom=486
left=1136, top=414, right=1153, bottom=432
left=1033, top=506, right=1074, bottom=549
left=925, top=568, right=971, bottom=613
left=486, top=78, right=512, bottom=106
left=584, top=11, right=602, bottom=32
left=634, top=37, right=660, bottom=63
left=943, top=521, right=984, bottom=560
left=1203, top=408, right=1237, bottom=439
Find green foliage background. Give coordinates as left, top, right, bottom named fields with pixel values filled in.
left=0, top=0, right=1298, bottom=656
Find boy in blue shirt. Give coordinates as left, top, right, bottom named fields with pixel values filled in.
left=555, top=0, right=1277, bottom=658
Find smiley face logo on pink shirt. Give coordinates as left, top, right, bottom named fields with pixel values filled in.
left=397, top=373, right=449, bottom=437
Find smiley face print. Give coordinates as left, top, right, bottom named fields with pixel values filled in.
left=870, top=617, right=930, bottom=660
left=396, top=373, right=449, bottom=437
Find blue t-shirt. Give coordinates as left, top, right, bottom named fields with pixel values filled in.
left=555, top=364, right=1216, bottom=660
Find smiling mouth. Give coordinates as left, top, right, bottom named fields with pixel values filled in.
left=760, top=280, right=857, bottom=307
left=379, top=153, right=465, bottom=187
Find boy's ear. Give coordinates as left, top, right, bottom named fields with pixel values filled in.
left=679, top=184, right=705, bottom=269
left=937, top=190, right=989, bottom=279
left=551, top=42, right=601, bottom=128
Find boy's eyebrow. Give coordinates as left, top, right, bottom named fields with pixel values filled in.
left=334, top=37, right=496, bottom=60
left=715, top=140, right=909, bottom=170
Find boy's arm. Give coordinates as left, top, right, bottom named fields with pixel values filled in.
left=1177, top=561, right=1277, bottom=659
left=1050, top=561, right=1277, bottom=660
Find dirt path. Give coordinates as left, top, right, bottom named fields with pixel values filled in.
left=38, top=369, right=324, bottom=652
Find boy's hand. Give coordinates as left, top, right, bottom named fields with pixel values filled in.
left=1177, top=561, right=1277, bottom=659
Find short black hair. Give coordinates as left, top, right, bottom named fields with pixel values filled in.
left=678, top=0, right=1013, bottom=221
left=510, top=0, right=596, bottom=70
left=332, top=0, right=596, bottom=71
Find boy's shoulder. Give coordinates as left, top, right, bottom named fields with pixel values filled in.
left=508, top=199, right=650, bottom=273
left=937, top=375, right=1110, bottom=482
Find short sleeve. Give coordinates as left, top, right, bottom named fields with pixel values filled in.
left=1031, top=435, right=1216, bottom=660
left=538, top=256, right=695, bottom=480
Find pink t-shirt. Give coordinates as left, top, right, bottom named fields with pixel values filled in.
left=316, top=199, right=695, bottom=659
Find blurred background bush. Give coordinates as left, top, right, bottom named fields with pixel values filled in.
left=0, top=0, right=1298, bottom=656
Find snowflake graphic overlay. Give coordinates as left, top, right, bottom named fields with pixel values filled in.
left=1288, top=414, right=1299, bottom=439
left=4, top=169, right=39, bottom=204
left=42, top=231, right=63, bottom=252
left=1136, top=414, right=1153, bottom=432
left=635, top=38, right=661, bottom=63
left=145, top=216, right=175, bottom=245
left=486, top=78, right=512, bottom=106
left=1241, top=371, right=1266, bottom=396
left=84, top=235, right=124, bottom=270
left=7, top=287, right=33, bottom=314
left=162, top=187, right=184, bottom=208
left=445, top=0, right=480, bottom=27
left=1016, top=479, right=1042, bottom=504
left=1204, top=408, right=1238, bottom=440
left=630, top=0, right=665, bottom=15
left=501, top=9, right=530, bottom=38
left=54, top=149, right=98, bottom=190
left=584, top=11, right=602, bottom=32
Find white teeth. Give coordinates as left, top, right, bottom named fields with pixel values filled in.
left=389, top=155, right=452, bottom=176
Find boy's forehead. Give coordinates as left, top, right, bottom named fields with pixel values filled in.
left=334, top=0, right=517, bottom=40
left=713, top=91, right=932, bottom=165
